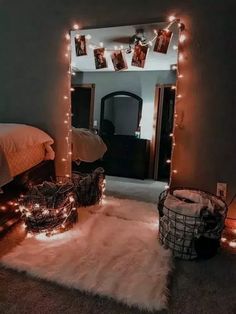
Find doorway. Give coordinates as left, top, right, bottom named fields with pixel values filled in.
left=151, top=85, right=176, bottom=181
left=71, top=84, right=95, bottom=129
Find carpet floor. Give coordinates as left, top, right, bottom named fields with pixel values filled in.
left=0, top=176, right=236, bottom=314
left=1, top=198, right=171, bottom=311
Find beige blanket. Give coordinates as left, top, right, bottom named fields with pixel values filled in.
left=72, top=128, right=107, bottom=162
left=0, top=146, right=12, bottom=189
left=0, top=123, right=55, bottom=189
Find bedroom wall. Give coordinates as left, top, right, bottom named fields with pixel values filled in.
left=0, top=0, right=235, bottom=216
left=72, top=71, right=176, bottom=139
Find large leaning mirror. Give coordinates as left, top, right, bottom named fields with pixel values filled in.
left=70, top=21, right=178, bottom=181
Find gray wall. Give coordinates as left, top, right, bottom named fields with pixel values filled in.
left=72, top=71, right=175, bottom=139
left=0, top=0, right=235, bottom=216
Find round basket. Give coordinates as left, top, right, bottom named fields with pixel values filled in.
left=19, top=181, right=78, bottom=236
left=158, top=187, right=228, bottom=260
left=72, top=167, right=105, bottom=207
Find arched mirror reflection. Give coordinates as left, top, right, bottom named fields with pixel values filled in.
left=100, top=91, right=142, bottom=137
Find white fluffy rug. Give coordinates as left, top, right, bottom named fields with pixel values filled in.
left=1, top=197, right=172, bottom=311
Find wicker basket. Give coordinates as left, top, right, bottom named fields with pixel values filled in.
left=72, top=167, right=105, bottom=207
left=19, top=181, right=78, bottom=236
left=158, top=188, right=228, bottom=260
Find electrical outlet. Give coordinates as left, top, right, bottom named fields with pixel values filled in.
left=216, top=182, right=227, bottom=200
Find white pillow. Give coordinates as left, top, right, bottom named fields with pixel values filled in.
left=0, top=123, right=54, bottom=153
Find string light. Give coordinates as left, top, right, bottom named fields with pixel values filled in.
left=168, top=15, right=176, bottom=22
left=166, top=16, right=187, bottom=189
left=179, top=34, right=186, bottom=43
left=178, top=53, right=184, bottom=61
left=65, top=33, right=70, bottom=40
left=73, top=24, right=79, bottom=30
left=229, top=241, right=236, bottom=248
left=85, top=34, right=92, bottom=40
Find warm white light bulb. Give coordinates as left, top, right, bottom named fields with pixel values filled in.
left=173, top=169, right=178, bottom=174
left=179, top=53, right=184, bottom=61
left=178, top=74, right=184, bottom=78
left=148, top=41, right=153, bottom=46
left=64, top=96, right=68, bottom=99
left=153, top=29, right=157, bottom=35
left=65, top=33, right=70, bottom=40
left=166, top=159, right=171, bottom=163
left=171, top=85, right=176, bottom=90
left=120, top=45, right=124, bottom=49
left=229, top=241, right=236, bottom=248
left=114, top=45, right=118, bottom=50
left=70, top=87, right=75, bottom=91
left=85, top=34, right=92, bottom=40
left=99, top=42, right=104, bottom=47
left=173, top=45, right=178, bottom=50
left=168, top=15, right=176, bottom=22
left=179, top=34, right=186, bottom=43
left=73, top=24, right=79, bottom=30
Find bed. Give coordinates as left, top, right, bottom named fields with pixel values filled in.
left=0, top=123, right=55, bottom=190
left=72, top=127, right=107, bottom=163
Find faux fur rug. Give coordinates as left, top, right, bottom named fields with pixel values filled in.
left=1, top=197, right=172, bottom=311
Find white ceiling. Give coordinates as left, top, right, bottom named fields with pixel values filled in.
left=70, top=22, right=178, bottom=72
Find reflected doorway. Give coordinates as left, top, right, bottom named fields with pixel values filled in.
left=153, top=85, right=176, bottom=181
left=71, top=84, right=95, bottom=129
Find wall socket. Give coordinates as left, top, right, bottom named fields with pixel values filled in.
left=216, top=182, right=227, bottom=200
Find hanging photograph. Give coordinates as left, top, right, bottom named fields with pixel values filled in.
left=131, top=44, right=148, bottom=68
left=154, top=29, right=173, bottom=54
left=94, top=48, right=108, bottom=69
left=111, top=50, right=127, bottom=71
left=75, top=35, right=87, bottom=56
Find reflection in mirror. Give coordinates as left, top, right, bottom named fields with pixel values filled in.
left=70, top=21, right=178, bottom=181
left=100, top=92, right=142, bottom=137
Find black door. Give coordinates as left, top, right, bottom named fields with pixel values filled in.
left=71, top=86, right=92, bottom=128
left=157, top=87, right=176, bottom=181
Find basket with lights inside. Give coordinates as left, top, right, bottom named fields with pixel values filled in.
left=18, top=181, right=78, bottom=237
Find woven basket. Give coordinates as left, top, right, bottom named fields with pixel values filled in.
left=19, top=181, right=78, bottom=236
left=158, top=187, right=228, bottom=260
